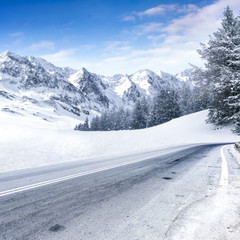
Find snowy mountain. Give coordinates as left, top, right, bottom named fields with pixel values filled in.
left=0, top=51, right=192, bottom=121
left=175, top=68, right=193, bottom=82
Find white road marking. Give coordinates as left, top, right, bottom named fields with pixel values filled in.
left=0, top=151, right=172, bottom=198
left=219, top=146, right=229, bottom=187
left=0, top=165, right=127, bottom=197
left=177, top=145, right=229, bottom=212
left=0, top=144, right=228, bottom=198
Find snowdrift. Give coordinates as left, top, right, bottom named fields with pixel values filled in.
left=0, top=110, right=238, bottom=172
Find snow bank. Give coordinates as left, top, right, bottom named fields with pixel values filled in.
left=0, top=110, right=239, bottom=172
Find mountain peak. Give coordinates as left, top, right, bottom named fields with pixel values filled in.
left=136, top=69, right=154, bottom=74
left=131, top=69, right=157, bottom=79
left=0, top=50, right=17, bottom=58
left=79, top=67, right=88, bottom=74
left=175, top=68, right=193, bottom=82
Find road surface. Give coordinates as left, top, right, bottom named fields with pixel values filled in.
left=0, top=143, right=237, bottom=240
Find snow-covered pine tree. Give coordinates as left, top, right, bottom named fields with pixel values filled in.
left=179, top=83, right=193, bottom=115
left=99, top=111, right=109, bottom=131
left=83, top=117, right=89, bottom=131
left=147, top=101, right=158, bottom=127
left=140, top=96, right=150, bottom=127
left=90, top=115, right=100, bottom=130
left=74, top=117, right=89, bottom=131
left=197, top=6, right=240, bottom=129
left=105, top=108, right=116, bottom=130
left=150, top=89, right=181, bottom=125
left=131, top=99, right=146, bottom=129
left=117, top=107, right=127, bottom=130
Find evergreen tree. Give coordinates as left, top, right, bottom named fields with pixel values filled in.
left=196, top=6, right=240, bottom=128
left=179, top=84, right=193, bottom=115
left=155, top=89, right=181, bottom=124
left=117, top=107, right=127, bottom=130
left=122, top=108, right=132, bottom=130
left=131, top=100, right=146, bottom=129
left=83, top=117, right=89, bottom=131
left=146, top=89, right=181, bottom=127
left=140, top=97, right=150, bottom=127
left=90, top=115, right=101, bottom=130
left=100, top=111, right=109, bottom=131
left=147, top=101, right=158, bottom=127
left=74, top=117, right=89, bottom=131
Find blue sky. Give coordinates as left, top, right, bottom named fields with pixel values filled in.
left=0, top=0, right=239, bottom=75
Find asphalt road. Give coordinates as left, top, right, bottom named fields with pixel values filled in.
left=0, top=144, right=231, bottom=240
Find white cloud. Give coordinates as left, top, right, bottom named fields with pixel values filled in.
left=103, top=56, right=127, bottom=63
left=104, top=41, right=132, bottom=53
left=160, top=0, right=240, bottom=46
left=177, top=4, right=199, bottom=13
left=8, top=32, right=25, bottom=46
left=91, top=0, right=240, bottom=75
left=80, top=44, right=96, bottom=50
left=121, top=15, right=136, bottom=21
left=130, top=22, right=163, bottom=36
left=9, top=32, right=24, bottom=37
left=31, top=0, right=240, bottom=76
left=12, top=38, right=23, bottom=46
left=135, top=4, right=198, bottom=17
left=98, top=44, right=201, bottom=75
left=40, top=49, right=88, bottom=69
left=41, top=49, right=76, bottom=62
left=110, top=0, right=239, bottom=75
left=137, top=4, right=177, bottom=17
left=120, top=3, right=198, bottom=23
left=140, top=22, right=163, bottom=33
left=26, top=41, right=55, bottom=51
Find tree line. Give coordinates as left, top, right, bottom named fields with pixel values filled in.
left=75, top=85, right=207, bottom=131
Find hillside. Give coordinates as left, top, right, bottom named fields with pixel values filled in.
left=0, top=109, right=238, bottom=173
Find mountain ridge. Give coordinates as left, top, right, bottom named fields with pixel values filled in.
left=0, top=51, right=193, bottom=121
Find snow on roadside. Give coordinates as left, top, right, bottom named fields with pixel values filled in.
left=230, top=145, right=240, bottom=165
left=0, top=110, right=239, bottom=172
left=164, top=179, right=240, bottom=240
left=164, top=146, right=240, bottom=240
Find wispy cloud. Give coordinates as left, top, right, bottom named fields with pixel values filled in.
left=138, top=22, right=163, bottom=34
left=94, top=0, right=240, bottom=75
left=17, top=0, right=240, bottom=76
left=125, top=22, right=163, bottom=36
left=177, top=4, right=199, bottom=14
left=41, top=48, right=77, bottom=58
left=104, top=41, right=132, bottom=53
left=26, top=41, right=55, bottom=51
left=8, top=32, right=25, bottom=46
left=80, top=44, right=96, bottom=50
left=9, top=32, right=24, bottom=37
left=137, top=4, right=177, bottom=17
left=121, top=15, right=136, bottom=22
left=119, top=4, right=178, bottom=23
left=41, top=49, right=79, bottom=67
left=120, top=3, right=198, bottom=24
left=160, top=0, right=238, bottom=43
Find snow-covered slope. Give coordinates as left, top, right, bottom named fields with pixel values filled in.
left=0, top=109, right=238, bottom=172
left=0, top=51, right=90, bottom=119
left=0, top=51, right=192, bottom=120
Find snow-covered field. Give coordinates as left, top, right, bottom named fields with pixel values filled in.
left=0, top=109, right=239, bottom=172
